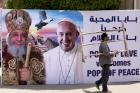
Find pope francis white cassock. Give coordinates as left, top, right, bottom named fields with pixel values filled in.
left=43, top=19, right=84, bottom=84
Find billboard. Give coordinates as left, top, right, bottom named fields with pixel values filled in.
left=1, top=9, right=140, bottom=85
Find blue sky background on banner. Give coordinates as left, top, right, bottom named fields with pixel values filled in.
left=2, top=9, right=83, bottom=33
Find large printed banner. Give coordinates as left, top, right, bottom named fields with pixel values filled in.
left=81, top=10, right=140, bottom=83
left=1, top=9, right=140, bottom=85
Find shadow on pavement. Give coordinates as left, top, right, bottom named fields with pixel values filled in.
left=83, top=90, right=112, bottom=93
left=0, top=81, right=139, bottom=90
left=0, top=84, right=95, bottom=90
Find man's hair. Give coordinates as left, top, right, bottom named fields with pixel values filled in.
left=101, top=33, right=108, bottom=41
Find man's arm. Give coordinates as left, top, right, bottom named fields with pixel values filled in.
left=100, top=44, right=117, bottom=57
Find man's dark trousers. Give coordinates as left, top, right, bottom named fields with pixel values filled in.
left=96, top=64, right=110, bottom=91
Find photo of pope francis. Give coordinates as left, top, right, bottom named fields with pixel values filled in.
left=43, top=19, right=84, bottom=84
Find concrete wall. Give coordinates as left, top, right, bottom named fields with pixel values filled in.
left=119, top=0, right=140, bottom=9
left=136, top=0, right=140, bottom=9
left=0, top=0, right=7, bottom=8
left=119, top=0, right=134, bottom=9
left=0, top=0, right=3, bottom=8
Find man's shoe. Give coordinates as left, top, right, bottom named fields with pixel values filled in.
left=95, top=82, right=100, bottom=90
left=102, top=90, right=111, bottom=93
left=102, top=89, right=109, bottom=93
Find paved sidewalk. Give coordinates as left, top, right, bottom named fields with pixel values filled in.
left=0, top=82, right=139, bottom=93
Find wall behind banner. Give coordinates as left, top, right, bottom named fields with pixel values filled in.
left=1, top=9, right=140, bottom=84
